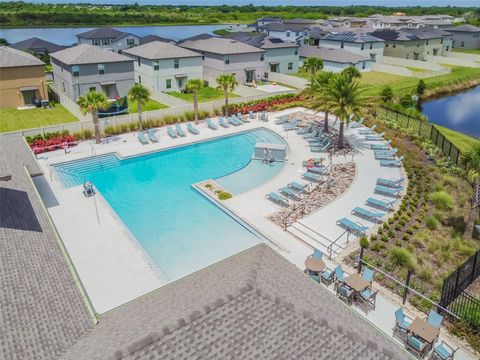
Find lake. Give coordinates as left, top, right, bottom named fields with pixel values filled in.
left=0, top=24, right=226, bottom=45
left=421, top=86, right=480, bottom=139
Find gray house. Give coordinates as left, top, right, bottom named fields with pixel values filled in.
left=259, top=23, right=310, bottom=45
left=123, top=41, right=203, bottom=92
left=11, top=37, right=64, bottom=55
left=50, top=44, right=135, bottom=101
left=180, top=37, right=265, bottom=85
left=76, top=28, right=139, bottom=52
left=446, top=24, right=480, bottom=50
left=299, top=45, right=373, bottom=73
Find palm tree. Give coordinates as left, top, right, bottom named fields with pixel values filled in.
left=308, top=71, right=334, bottom=133
left=216, top=73, right=238, bottom=116
left=78, top=90, right=108, bottom=144
left=303, top=56, right=323, bottom=83
left=128, top=83, right=150, bottom=131
left=320, top=72, right=367, bottom=149
left=185, top=79, right=204, bottom=124
left=342, top=65, right=361, bottom=82
left=461, top=144, right=480, bottom=239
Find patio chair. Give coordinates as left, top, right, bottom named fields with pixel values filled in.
left=303, top=129, right=320, bottom=139
left=137, top=131, right=149, bottom=144
left=309, top=248, right=324, bottom=260
left=358, top=124, right=377, bottom=134
left=427, top=310, right=444, bottom=329
left=357, top=288, right=378, bottom=314
left=370, top=140, right=392, bottom=150
left=374, top=148, right=399, bottom=159
left=279, top=186, right=301, bottom=199
left=375, top=185, right=401, bottom=197
left=228, top=116, right=240, bottom=126
left=249, top=110, right=254, bottom=119
left=187, top=123, right=200, bottom=135
left=376, top=178, right=405, bottom=188
left=302, top=172, right=322, bottom=183
left=310, top=141, right=331, bottom=152
left=147, top=128, right=159, bottom=143
left=266, top=192, right=289, bottom=207
left=361, top=267, right=375, bottom=283
left=431, top=340, right=458, bottom=360
left=394, top=307, right=413, bottom=341
left=302, top=158, right=323, bottom=167
left=274, top=114, right=289, bottom=125
left=219, top=117, right=230, bottom=128
left=350, top=117, right=364, bottom=128
left=406, top=334, right=428, bottom=359
left=207, top=118, right=218, bottom=130
left=296, top=125, right=313, bottom=135
left=288, top=181, right=309, bottom=193
left=236, top=112, right=244, bottom=121
left=336, top=283, right=354, bottom=305
left=336, top=218, right=369, bottom=235
left=352, top=207, right=385, bottom=223
left=366, top=197, right=396, bottom=210
left=380, top=156, right=405, bottom=167
left=374, top=147, right=398, bottom=156
left=334, top=265, right=346, bottom=286
left=307, top=135, right=328, bottom=144
left=320, top=266, right=335, bottom=285
left=167, top=127, right=177, bottom=139
left=175, top=124, right=186, bottom=137
left=366, top=132, right=386, bottom=141
left=308, top=165, right=329, bottom=175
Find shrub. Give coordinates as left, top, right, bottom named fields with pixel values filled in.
left=183, top=111, right=195, bottom=121
left=198, top=110, right=210, bottom=119
left=218, top=191, right=232, bottom=200
left=359, top=236, right=369, bottom=248
left=430, top=191, right=453, bottom=210
left=426, top=215, right=439, bottom=230
left=371, top=241, right=384, bottom=252
left=104, top=126, right=117, bottom=135
left=389, top=247, right=414, bottom=269
left=128, top=122, right=137, bottom=131
left=417, top=265, right=433, bottom=282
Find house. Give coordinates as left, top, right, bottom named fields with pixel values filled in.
left=76, top=27, right=139, bottom=52
left=370, top=28, right=453, bottom=60
left=283, top=18, right=324, bottom=26
left=258, top=23, right=310, bottom=45
left=225, top=33, right=299, bottom=75
left=10, top=37, right=64, bottom=56
left=317, top=31, right=385, bottom=63
left=50, top=44, right=135, bottom=101
left=139, top=34, right=174, bottom=45
left=179, top=37, right=265, bottom=85
left=445, top=24, right=480, bottom=50
left=299, top=45, right=373, bottom=72
left=0, top=46, right=48, bottom=108
left=367, top=14, right=455, bottom=30
left=327, top=17, right=367, bottom=28
left=122, top=41, right=203, bottom=92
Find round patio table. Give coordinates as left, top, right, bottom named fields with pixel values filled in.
left=304, top=258, right=325, bottom=274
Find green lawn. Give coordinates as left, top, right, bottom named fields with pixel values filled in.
left=434, top=125, right=480, bottom=153
left=128, top=98, right=168, bottom=113
left=453, top=48, right=480, bottom=55
left=291, top=70, right=311, bottom=80
left=167, top=87, right=238, bottom=103
left=212, top=29, right=231, bottom=36
left=0, top=103, right=78, bottom=133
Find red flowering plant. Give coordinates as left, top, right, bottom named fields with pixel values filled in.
left=228, top=94, right=302, bottom=115
left=26, top=131, right=77, bottom=154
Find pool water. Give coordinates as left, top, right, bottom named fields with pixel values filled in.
left=54, top=129, right=285, bottom=281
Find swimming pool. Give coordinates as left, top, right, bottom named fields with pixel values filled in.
left=54, top=128, right=285, bottom=281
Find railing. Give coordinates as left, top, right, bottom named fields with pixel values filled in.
left=447, top=291, right=480, bottom=329
left=327, top=229, right=350, bottom=259
left=282, top=203, right=306, bottom=230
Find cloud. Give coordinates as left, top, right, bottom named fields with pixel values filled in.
left=444, top=90, right=480, bottom=125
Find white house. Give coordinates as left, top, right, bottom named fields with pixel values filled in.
left=299, top=46, right=373, bottom=73
left=76, top=28, right=139, bottom=52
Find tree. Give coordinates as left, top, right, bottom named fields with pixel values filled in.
left=303, top=56, right=323, bottom=82
left=185, top=79, right=204, bottom=124
left=307, top=71, right=334, bottom=133
left=416, top=79, right=426, bottom=96
left=128, top=83, right=150, bottom=131
left=77, top=90, right=108, bottom=144
left=320, top=72, right=367, bottom=149
left=341, top=65, right=361, bottom=82
left=381, top=86, right=394, bottom=103
left=216, top=73, right=238, bottom=116
left=461, top=144, right=480, bottom=239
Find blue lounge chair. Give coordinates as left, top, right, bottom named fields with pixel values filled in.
left=303, top=130, right=320, bottom=139
left=375, top=185, right=401, bottom=197
left=370, top=140, right=392, bottom=150
left=427, top=310, right=444, bottom=329
left=374, top=147, right=398, bottom=156
left=358, top=124, right=377, bottom=134
left=236, top=112, right=244, bottom=121
left=302, top=172, right=322, bottom=182
left=207, top=118, right=218, bottom=130
left=296, top=125, right=312, bottom=135
left=361, top=267, right=374, bottom=283
left=302, top=158, right=323, bottom=167
left=232, top=115, right=243, bottom=124
left=187, top=123, right=199, bottom=135
left=406, top=334, right=428, bottom=358
left=374, top=148, right=398, bottom=159
left=137, top=131, right=149, bottom=144
left=376, top=178, right=404, bottom=188
left=308, top=165, right=328, bottom=175
left=366, top=197, right=396, bottom=210
left=307, top=136, right=328, bottom=144
left=218, top=117, right=230, bottom=128
left=350, top=117, right=364, bottom=128
left=167, top=127, right=177, bottom=139
left=366, top=132, right=385, bottom=141
left=394, top=308, right=413, bottom=339
left=311, top=141, right=330, bottom=152
left=380, top=156, right=404, bottom=167
left=175, top=124, right=186, bottom=137
left=288, top=181, right=309, bottom=193
left=147, top=128, right=159, bottom=142
left=352, top=207, right=385, bottom=223
left=249, top=110, right=254, bottom=119
left=274, top=114, right=289, bottom=125
left=266, top=192, right=289, bottom=206
left=279, top=186, right=301, bottom=199
left=336, top=218, right=368, bottom=234
left=228, top=116, right=240, bottom=126
left=432, top=340, right=458, bottom=360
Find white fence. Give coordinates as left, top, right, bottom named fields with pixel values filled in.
left=373, top=63, right=451, bottom=78
left=426, top=55, right=480, bottom=68
left=268, top=72, right=308, bottom=89
left=50, top=85, right=91, bottom=121
left=382, top=56, right=444, bottom=70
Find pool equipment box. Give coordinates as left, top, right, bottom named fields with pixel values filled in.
left=254, top=142, right=286, bottom=162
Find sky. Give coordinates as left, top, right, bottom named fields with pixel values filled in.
left=8, top=0, right=480, bottom=7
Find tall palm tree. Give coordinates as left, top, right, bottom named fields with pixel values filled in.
left=128, top=83, right=150, bottom=131
left=461, top=144, right=480, bottom=239
left=186, top=79, right=204, bottom=124
left=308, top=71, right=334, bottom=133
left=342, top=65, right=362, bottom=82
left=303, top=56, right=323, bottom=83
left=78, top=90, right=108, bottom=144
left=320, top=73, right=366, bottom=149
left=216, top=73, right=238, bottom=116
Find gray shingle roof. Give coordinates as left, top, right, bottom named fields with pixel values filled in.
left=76, top=27, right=130, bottom=40
left=370, top=28, right=450, bottom=42
left=139, top=34, right=173, bottom=45
left=50, top=44, right=133, bottom=65
left=260, top=23, right=310, bottom=32
left=0, top=46, right=45, bottom=68
left=60, top=244, right=409, bottom=360
left=225, top=32, right=298, bottom=49
left=11, top=37, right=64, bottom=53
left=180, top=37, right=264, bottom=55
left=0, top=136, right=93, bottom=360
left=445, top=24, right=480, bottom=33
left=324, top=31, right=383, bottom=43
left=123, top=41, right=201, bottom=60
left=299, top=46, right=370, bottom=63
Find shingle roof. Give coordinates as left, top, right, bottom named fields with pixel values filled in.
left=11, top=37, right=64, bottom=53
left=261, top=23, right=310, bottom=32
left=370, top=28, right=449, bottom=41
left=76, top=27, right=130, bottom=40
left=60, top=244, right=409, bottom=360
left=0, top=46, right=45, bottom=67
left=299, top=46, right=370, bottom=63
left=180, top=33, right=216, bottom=42
left=225, top=32, right=298, bottom=49
left=123, top=41, right=201, bottom=60
left=180, top=37, right=264, bottom=55
left=139, top=34, right=173, bottom=45
left=324, top=31, right=383, bottom=43
left=0, top=136, right=93, bottom=360
left=50, top=44, right=133, bottom=65
left=445, top=24, right=480, bottom=33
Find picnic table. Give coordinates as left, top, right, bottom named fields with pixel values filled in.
left=304, top=258, right=325, bottom=274
left=344, top=273, right=370, bottom=293
left=408, top=317, right=440, bottom=345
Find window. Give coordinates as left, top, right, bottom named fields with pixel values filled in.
left=166, top=79, right=171, bottom=89
left=62, top=82, right=65, bottom=92
left=174, top=58, right=179, bottom=69
left=72, top=65, right=80, bottom=77
left=461, top=42, right=465, bottom=47
left=260, top=53, right=264, bottom=61
left=286, top=31, right=291, bottom=37
left=137, top=57, right=141, bottom=66
left=385, top=43, right=389, bottom=47
left=224, top=56, right=230, bottom=65
left=362, top=62, right=366, bottom=70
left=341, top=41, right=344, bottom=49
left=93, top=39, right=100, bottom=46
left=153, top=61, right=159, bottom=70
left=446, top=46, right=449, bottom=51
left=417, top=42, right=420, bottom=47
left=98, top=64, right=105, bottom=75
left=369, top=43, right=373, bottom=50
left=127, top=38, right=135, bottom=46
left=101, top=38, right=109, bottom=46
left=361, top=43, right=364, bottom=50
left=294, top=48, right=298, bottom=55
left=89, top=86, right=95, bottom=92
left=138, top=75, right=141, bottom=84
left=287, top=62, right=293, bottom=71
left=295, top=32, right=299, bottom=36
left=393, top=43, right=396, bottom=48
left=440, top=38, right=443, bottom=44
left=426, top=40, right=429, bottom=45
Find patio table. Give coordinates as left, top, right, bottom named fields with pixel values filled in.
left=344, top=273, right=370, bottom=293
left=304, top=258, right=325, bottom=274
left=408, top=318, right=440, bottom=345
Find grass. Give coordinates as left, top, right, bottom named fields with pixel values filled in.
left=434, top=124, right=480, bottom=153
left=0, top=103, right=78, bottom=133
left=167, top=87, right=239, bottom=103
left=128, top=98, right=168, bottom=113
left=212, top=29, right=231, bottom=36
left=405, top=66, right=428, bottom=73
left=453, top=48, right=480, bottom=55
left=292, top=70, right=311, bottom=80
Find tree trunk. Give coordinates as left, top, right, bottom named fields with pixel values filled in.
left=224, top=90, right=229, bottom=116
left=138, top=102, right=143, bottom=131
left=323, top=111, right=329, bottom=133
left=338, top=120, right=345, bottom=149
left=464, top=181, right=479, bottom=240
left=194, top=93, right=199, bottom=124
left=93, top=111, right=101, bottom=144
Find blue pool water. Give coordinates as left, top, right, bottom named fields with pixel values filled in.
left=54, top=129, right=285, bottom=281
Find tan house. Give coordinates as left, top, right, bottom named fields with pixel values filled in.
left=0, top=46, right=48, bottom=108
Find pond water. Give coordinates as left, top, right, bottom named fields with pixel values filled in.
left=421, top=86, right=480, bottom=139
left=0, top=24, right=225, bottom=45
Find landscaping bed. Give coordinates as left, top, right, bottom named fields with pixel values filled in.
left=167, top=87, right=238, bottom=103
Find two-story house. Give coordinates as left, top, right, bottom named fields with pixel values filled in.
left=299, top=45, right=372, bottom=73
left=445, top=25, right=480, bottom=50
left=76, top=28, right=140, bottom=53
left=123, top=41, right=203, bottom=92
left=50, top=44, right=135, bottom=101
left=258, top=23, right=310, bottom=45
left=179, top=37, right=265, bottom=85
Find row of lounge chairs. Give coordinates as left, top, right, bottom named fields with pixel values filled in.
left=266, top=181, right=310, bottom=207
left=137, top=129, right=159, bottom=145
left=360, top=125, right=404, bottom=167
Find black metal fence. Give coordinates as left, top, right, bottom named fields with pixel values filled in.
left=448, top=292, right=480, bottom=329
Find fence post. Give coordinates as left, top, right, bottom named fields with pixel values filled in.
left=403, top=269, right=413, bottom=305
left=448, top=142, right=452, bottom=158
left=471, top=252, right=478, bottom=283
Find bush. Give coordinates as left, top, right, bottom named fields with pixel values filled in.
left=430, top=191, right=453, bottom=210
left=389, top=247, right=415, bottom=269
left=218, top=191, right=232, bottom=200
left=198, top=110, right=210, bottom=119
left=128, top=122, right=137, bottom=131
left=183, top=111, right=195, bottom=121
left=359, top=236, right=369, bottom=249
left=163, top=115, right=176, bottom=124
